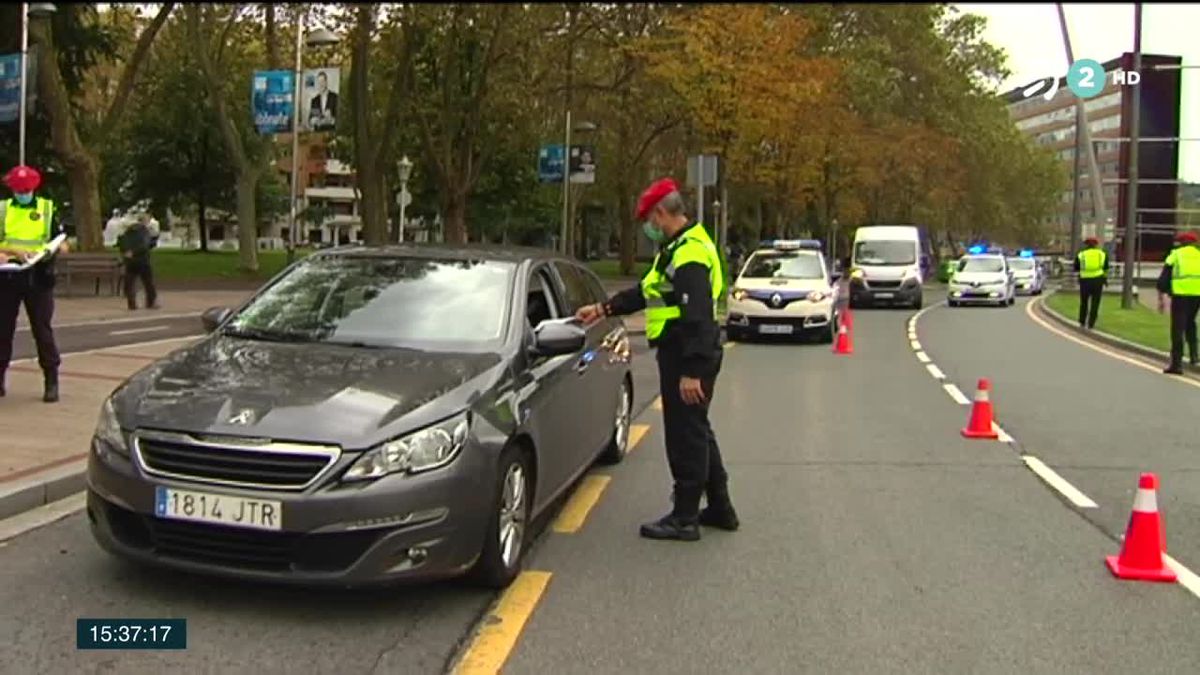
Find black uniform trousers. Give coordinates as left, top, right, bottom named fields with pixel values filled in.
left=1168, top=294, right=1200, bottom=367
left=0, top=271, right=61, bottom=374
left=657, top=344, right=728, bottom=519
left=1078, top=277, right=1104, bottom=328
left=124, top=258, right=157, bottom=309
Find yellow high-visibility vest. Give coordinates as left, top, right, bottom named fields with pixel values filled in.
left=641, top=224, right=724, bottom=341
left=1077, top=248, right=1106, bottom=279
left=1, top=197, right=54, bottom=253
left=1165, top=245, right=1200, bottom=296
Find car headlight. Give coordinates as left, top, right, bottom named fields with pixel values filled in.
left=902, top=267, right=920, bottom=280
left=731, top=288, right=748, bottom=301
left=807, top=290, right=829, bottom=303
left=343, top=413, right=471, bottom=481
left=850, top=268, right=865, bottom=280
left=94, top=397, right=129, bottom=457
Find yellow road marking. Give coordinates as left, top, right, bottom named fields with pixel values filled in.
left=551, top=475, right=612, bottom=533
left=1026, top=298, right=1200, bottom=390
left=627, top=424, right=650, bottom=454
left=652, top=397, right=662, bottom=411
left=452, top=570, right=553, bottom=675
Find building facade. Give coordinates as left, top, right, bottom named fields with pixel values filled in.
left=1003, top=53, right=1182, bottom=260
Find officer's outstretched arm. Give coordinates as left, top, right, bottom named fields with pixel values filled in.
left=603, top=283, right=647, bottom=317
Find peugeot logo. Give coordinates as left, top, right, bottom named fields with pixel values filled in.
left=770, top=293, right=783, bottom=308
left=228, top=409, right=257, bottom=426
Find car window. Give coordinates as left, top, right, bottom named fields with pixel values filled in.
left=575, top=264, right=611, bottom=304
left=742, top=251, right=825, bottom=279
left=853, top=240, right=916, bottom=266
left=1007, top=258, right=1035, bottom=271
left=225, top=255, right=514, bottom=348
left=552, top=262, right=595, bottom=313
left=958, top=257, right=1005, bottom=273
left=526, top=266, right=563, bottom=329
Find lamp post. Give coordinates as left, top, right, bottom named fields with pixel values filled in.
left=20, top=3, right=57, bottom=166
left=286, top=13, right=339, bottom=265
left=560, top=115, right=596, bottom=256
left=395, top=155, right=412, bottom=243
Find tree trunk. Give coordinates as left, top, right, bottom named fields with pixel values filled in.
left=442, top=188, right=468, bottom=244
left=358, top=168, right=387, bottom=245
left=265, top=4, right=280, bottom=70
left=67, top=154, right=104, bottom=251
left=236, top=172, right=259, bottom=271
left=196, top=186, right=209, bottom=253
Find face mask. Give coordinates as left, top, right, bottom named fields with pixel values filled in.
left=642, top=221, right=666, bottom=243
left=14, top=192, right=33, bottom=205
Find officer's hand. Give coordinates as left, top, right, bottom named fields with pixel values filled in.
left=575, top=303, right=604, bottom=326
left=1158, top=295, right=1167, bottom=314
left=680, top=377, right=706, bottom=406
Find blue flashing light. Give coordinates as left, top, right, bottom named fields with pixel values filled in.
left=759, top=239, right=823, bottom=251
left=967, top=245, right=985, bottom=255
left=1019, top=249, right=1034, bottom=258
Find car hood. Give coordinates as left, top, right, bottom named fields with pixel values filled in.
left=1011, top=269, right=1036, bottom=279
left=952, top=272, right=1008, bottom=284
left=113, top=336, right=506, bottom=449
left=736, top=277, right=830, bottom=294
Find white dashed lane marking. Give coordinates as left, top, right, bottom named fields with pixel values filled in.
left=943, top=383, right=971, bottom=405
left=1021, top=456, right=1098, bottom=509
left=915, top=351, right=931, bottom=364
left=910, top=339, right=922, bottom=350
left=926, top=364, right=945, bottom=380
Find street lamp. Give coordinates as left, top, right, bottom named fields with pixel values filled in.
left=20, top=3, right=57, bottom=167
left=396, top=155, right=412, bottom=243
left=286, top=14, right=340, bottom=264
left=560, top=114, right=596, bottom=255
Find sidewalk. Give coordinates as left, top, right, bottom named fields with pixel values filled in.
left=18, top=289, right=254, bottom=328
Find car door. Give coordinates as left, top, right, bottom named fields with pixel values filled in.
left=549, top=261, right=618, bottom=462
left=518, top=264, right=588, bottom=501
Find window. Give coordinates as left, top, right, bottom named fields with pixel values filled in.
left=958, top=257, right=1005, bottom=273
left=742, top=251, right=826, bottom=279
left=526, top=267, right=563, bottom=329
left=853, top=240, right=916, bottom=266
left=576, top=265, right=611, bottom=305
left=552, top=261, right=595, bottom=314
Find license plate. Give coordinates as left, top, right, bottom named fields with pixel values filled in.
left=155, top=486, right=282, bottom=531
left=758, top=324, right=794, bottom=335
left=874, top=292, right=895, bottom=299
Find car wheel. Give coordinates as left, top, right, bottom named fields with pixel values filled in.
left=822, top=316, right=837, bottom=344
left=468, top=446, right=533, bottom=589
left=726, top=327, right=741, bottom=342
left=598, top=377, right=632, bottom=465
left=848, top=297, right=859, bottom=310
left=912, top=294, right=923, bottom=309
left=948, top=300, right=958, bottom=307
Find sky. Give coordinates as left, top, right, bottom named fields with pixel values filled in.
left=956, top=3, right=1199, bottom=183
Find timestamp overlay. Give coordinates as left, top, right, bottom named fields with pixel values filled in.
left=77, top=619, right=187, bottom=650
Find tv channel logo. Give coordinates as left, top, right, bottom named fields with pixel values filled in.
left=1020, top=59, right=1140, bottom=102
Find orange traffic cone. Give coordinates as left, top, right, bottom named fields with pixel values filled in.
left=961, top=378, right=1000, bottom=439
left=833, top=321, right=853, bottom=355
left=1105, top=473, right=1177, bottom=582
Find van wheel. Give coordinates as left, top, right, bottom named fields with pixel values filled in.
left=468, top=446, right=532, bottom=589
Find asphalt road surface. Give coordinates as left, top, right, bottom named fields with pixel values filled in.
left=5, top=293, right=1200, bottom=673
left=12, top=314, right=204, bottom=361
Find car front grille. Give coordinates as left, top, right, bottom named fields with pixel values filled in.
left=867, top=280, right=903, bottom=290
left=133, top=432, right=340, bottom=490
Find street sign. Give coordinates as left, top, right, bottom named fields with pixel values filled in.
left=687, top=154, right=719, bottom=188
left=538, top=144, right=565, bottom=183
left=252, top=70, right=295, bottom=135
left=0, top=49, right=37, bottom=124
left=569, top=145, right=596, bottom=184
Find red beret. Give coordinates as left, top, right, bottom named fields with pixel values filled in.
left=1177, top=231, right=1198, bottom=244
left=635, top=178, right=679, bottom=220
left=1084, top=237, right=1099, bottom=245
left=4, top=165, right=41, bottom=193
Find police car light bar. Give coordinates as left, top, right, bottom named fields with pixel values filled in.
left=760, top=239, right=822, bottom=250
left=1019, top=249, right=1034, bottom=258
left=967, top=245, right=985, bottom=254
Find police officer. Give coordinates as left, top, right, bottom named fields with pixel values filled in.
left=0, top=165, right=66, bottom=402
left=576, top=178, right=736, bottom=541
left=1156, top=231, right=1200, bottom=375
left=1074, top=236, right=1108, bottom=330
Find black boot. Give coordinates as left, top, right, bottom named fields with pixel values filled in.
left=699, top=491, right=740, bottom=532
left=43, top=371, right=59, bottom=403
left=0, top=371, right=6, bottom=397
left=639, top=514, right=701, bottom=541
left=1164, top=363, right=1184, bottom=375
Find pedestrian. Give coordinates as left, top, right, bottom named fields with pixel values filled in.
left=0, top=165, right=67, bottom=402
left=575, top=178, right=737, bottom=541
left=118, top=212, right=159, bottom=310
left=1156, top=231, right=1200, bottom=375
left=1074, top=236, right=1108, bottom=329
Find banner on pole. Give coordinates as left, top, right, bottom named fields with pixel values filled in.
left=252, top=70, right=295, bottom=135
left=538, top=144, right=565, bottom=183
left=568, top=144, right=596, bottom=184
left=0, top=49, right=38, bottom=124
left=301, top=67, right=339, bottom=132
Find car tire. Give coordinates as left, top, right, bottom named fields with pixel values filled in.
left=468, top=445, right=533, bottom=589
left=948, top=300, right=959, bottom=307
left=848, top=297, right=860, bottom=310
left=726, top=327, right=741, bottom=342
left=912, top=294, right=923, bottom=309
left=822, top=316, right=837, bottom=344
left=597, top=377, right=632, bottom=465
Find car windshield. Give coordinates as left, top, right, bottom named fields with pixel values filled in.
left=223, top=255, right=515, bottom=349
left=1007, top=258, right=1035, bottom=271
left=854, top=240, right=915, bottom=266
left=958, top=257, right=1005, bottom=273
left=742, top=252, right=825, bottom=279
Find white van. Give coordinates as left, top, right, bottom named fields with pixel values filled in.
left=848, top=225, right=929, bottom=309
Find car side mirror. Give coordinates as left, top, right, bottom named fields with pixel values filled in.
left=201, top=307, right=233, bottom=333
left=532, top=320, right=587, bottom=357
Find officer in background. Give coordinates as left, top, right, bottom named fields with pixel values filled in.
left=0, top=166, right=66, bottom=402
left=1156, top=231, right=1200, bottom=375
left=1074, top=236, right=1108, bottom=330
left=576, top=178, right=737, bottom=541
left=118, top=213, right=159, bottom=310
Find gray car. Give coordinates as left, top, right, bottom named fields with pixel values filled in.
left=86, top=245, right=634, bottom=589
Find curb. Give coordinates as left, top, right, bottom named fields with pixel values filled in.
left=0, top=458, right=87, bottom=522
left=1036, top=291, right=1200, bottom=375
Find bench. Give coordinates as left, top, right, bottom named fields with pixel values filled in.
left=55, top=253, right=124, bottom=297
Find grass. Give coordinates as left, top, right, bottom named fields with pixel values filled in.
left=151, top=249, right=312, bottom=282
left=1043, top=290, right=1171, bottom=353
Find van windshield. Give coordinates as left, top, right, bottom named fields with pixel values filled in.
left=853, top=241, right=916, bottom=266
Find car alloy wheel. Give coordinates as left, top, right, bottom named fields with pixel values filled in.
left=497, top=463, right=528, bottom=569
left=599, top=379, right=632, bottom=465
left=469, top=447, right=532, bottom=588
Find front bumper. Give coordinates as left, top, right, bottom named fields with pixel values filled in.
left=948, top=286, right=1009, bottom=304
left=726, top=296, right=835, bottom=336
left=1012, top=278, right=1040, bottom=295
left=85, top=435, right=493, bottom=587
left=849, top=278, right=922, bottom=304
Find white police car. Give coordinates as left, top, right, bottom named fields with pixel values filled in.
left=947, top=247, right=1016, bottom=307
left=726, top=240, right=840, bottom=342
left=1006, top=249, right=1045, bottom=296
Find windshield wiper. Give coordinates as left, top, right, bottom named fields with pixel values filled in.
left=221, top=326, right=313, bottom=343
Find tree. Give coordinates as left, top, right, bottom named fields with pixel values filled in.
left=29, top=3, right=173, bottom=251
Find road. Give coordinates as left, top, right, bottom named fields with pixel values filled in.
left=3, top=292, right=1200, bottom=673
left=13, top=314, right=204, bottom=361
